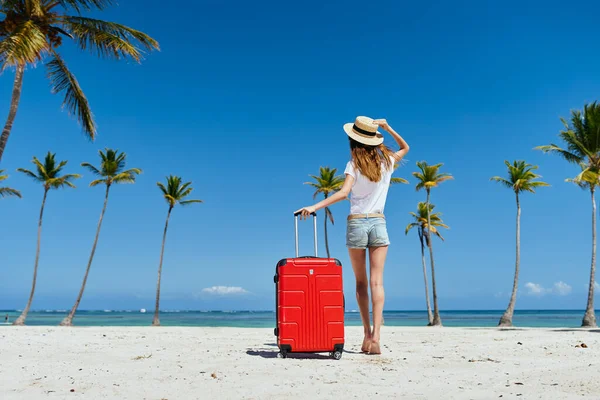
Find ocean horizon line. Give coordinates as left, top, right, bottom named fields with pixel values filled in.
left=2, top=308, right=598, bottom=313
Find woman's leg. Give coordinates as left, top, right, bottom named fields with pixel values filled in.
left=368, top=245, right=388, bottom=353
left=348, top=248, right=371, bottom=350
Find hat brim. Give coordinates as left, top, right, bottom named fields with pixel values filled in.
left=343, top=123, right=384, bottom=146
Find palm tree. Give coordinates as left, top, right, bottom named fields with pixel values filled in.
left=0, top=1, right=160, bottom=161
left=60, top=148, right=140, bottom=326
left=13, top=152, right=80, bottom=325
left=305, top=167, right=344, bottom=258
left=491, top=161, right=549, bottom=327
left=0, top=169, right=21, bottom=198
left=406, top=202, right=448, bottom=326
left=152, top=175, right=202, bottom=326
left=413, top=161, right=453, bottom=326
left=536, top=102, right=600, bottom=327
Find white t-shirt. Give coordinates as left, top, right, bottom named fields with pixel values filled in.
left=344, top=157, right=395, bottom=215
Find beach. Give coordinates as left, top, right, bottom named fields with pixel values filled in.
left=1, top=326, right=598, bottom=399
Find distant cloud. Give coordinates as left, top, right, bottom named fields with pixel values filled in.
left=552, top=281, right=572, bottom=296
left=201, top=286, right=249, bottom=296
left=525, top=282, right=546, bottom=296
left=524, top=281, right=571, bottom=296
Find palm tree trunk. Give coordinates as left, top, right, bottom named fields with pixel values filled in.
left=13, top=188, right=48, bottom=326
left=60, top=185, right=111, bottom=326
left=499, top=192, right=521, bottom=327
left=324, top=194, right=330, bottom=258
left=426, top=189, right=443, bottom=326
left=153, top=206, right=173, bottom=326
left=419, top=230, right=433, bottom=326
left=582, top=187, right=597, bottom=327
left=0, top=63, right=25, bottom=162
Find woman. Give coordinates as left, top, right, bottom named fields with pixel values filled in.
left=296, top=116, right=409, bottom=355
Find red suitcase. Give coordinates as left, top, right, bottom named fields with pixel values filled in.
left=274, top=212, right=345, bottom=359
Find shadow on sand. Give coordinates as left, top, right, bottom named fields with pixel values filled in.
left=461, top=327, right=600, bottom=333
left=246, top=349, right=333, bottom=360
left=550, top=328, right=600, bottom=333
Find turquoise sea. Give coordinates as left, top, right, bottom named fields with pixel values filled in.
left=1, top=310, right=597, bottom=328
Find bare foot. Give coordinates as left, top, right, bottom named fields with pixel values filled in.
left=368, top=341, right=381, bottom=355
left=361, top=336, right=372, bottom=353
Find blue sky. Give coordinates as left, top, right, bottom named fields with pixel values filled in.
left=1, top=0, right=600, bottom=311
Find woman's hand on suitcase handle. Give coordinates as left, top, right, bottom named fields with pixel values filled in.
left=295, top=206, right=316, bottom=220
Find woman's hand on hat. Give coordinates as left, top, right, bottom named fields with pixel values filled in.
left=295, top=206, right=316, bottom=219
left=373, top=119, right=390, bottom=130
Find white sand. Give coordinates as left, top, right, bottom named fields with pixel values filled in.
left=1, top=326, right=598, bottom=399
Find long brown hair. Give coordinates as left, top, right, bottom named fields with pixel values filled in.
left=349, top=138, right=395, bottom=182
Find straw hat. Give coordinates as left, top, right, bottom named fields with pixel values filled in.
left=343, top=116, right=384, bottom=146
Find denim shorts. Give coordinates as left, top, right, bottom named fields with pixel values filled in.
left=346, top=217, right=390, bottom=249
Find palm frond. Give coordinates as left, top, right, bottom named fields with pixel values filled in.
left=177, top=181, right=192, bottom=194
left=567, top=166, right=600, bottom=190
left=325, top=206, right=334, bottom=224
left=534, top=144, right=581, bottom=164
left=25, top=0, right=44, bottom=17
left=180, top=199, right=203, bottom=206
left=390, top=177, right=409, bottom=185
left=490, top=176, right=513, bottom=189
left=111, top=171, right=138, bottom=184
left=156, top=181, right=168, bottom=195
left=0, top=0, right=22, bottom=13
left=0, top=187, right=22, bottom=198
left=17, top=168, right=41, bottom=181
left=0, top=20, right=48, bottom=68
left=163, top=194, right=176, bottom=206
left=178, top=187, right=193, bottom=198
left=81, top=162, right=101, bottom=176
left=46, top=51, right=96, bottom=139
left=31, top=155, right=48, bottom=178
left=89, top=178, right=106, bottom=187
left=54, top=0, right=114, bottom=13
left=405, top=222, right=419, bottom=235
left=62, top=17, right=160, bottom=62
left=121, top=168, right=142, bottom=175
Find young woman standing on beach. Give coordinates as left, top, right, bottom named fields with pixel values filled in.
left=296, top=116, right=409, bottom=354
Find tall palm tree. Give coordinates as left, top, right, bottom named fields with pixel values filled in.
left=305, top=167, right=344, bottom=258
left=0, top=169, right=21, bottom=198
left=406, top=202, right=448, bottom=326
left=60, top=148, right=140, bottom=326
left=491, top=161, right=549, bottom=327
left=536, top=102, right=600, bottom=327
left=152, top=175, right=202, bottom=326
left=413, top=161, right=453, bottom=326
left=13, top=152, right=80, bottom=325
left=0, top=1, right=160, bottom=161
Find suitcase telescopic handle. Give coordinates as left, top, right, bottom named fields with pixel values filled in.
left=293, top=211, right=318, bottom=258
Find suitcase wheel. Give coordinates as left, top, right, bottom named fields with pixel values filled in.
left=329, top=351, right=342, bottom=360
left=277, top=351, right=287, bottom=359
